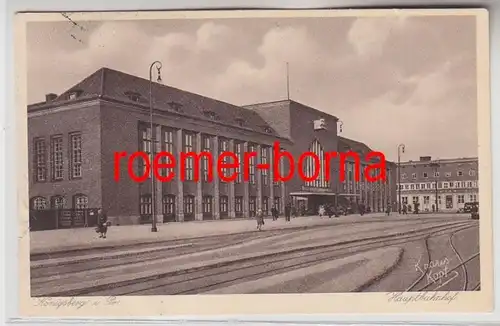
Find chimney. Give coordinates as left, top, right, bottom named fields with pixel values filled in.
left=45, top=93, right=58, bottom=102
left=420, top=156, right=432, bottom=162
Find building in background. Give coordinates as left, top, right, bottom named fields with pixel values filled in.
left=397, top=156, right=478, bottom=213
left=28, top=67, right=396, bottom=227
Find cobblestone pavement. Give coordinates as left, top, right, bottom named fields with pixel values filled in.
left=30, top=214, right=479, bottom=296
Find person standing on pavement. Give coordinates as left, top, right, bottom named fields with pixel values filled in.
left=96, top=208, right=109, bottom=239
left=284, top=203, right=291, bottom=222
left=256, top=208, right=264, bottom=231
left=386, top=202, right=391, bottom=216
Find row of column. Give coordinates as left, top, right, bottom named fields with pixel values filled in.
left=152, top=128, right=286, bottom=222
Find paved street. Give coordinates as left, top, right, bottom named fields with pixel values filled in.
left=30, top=213, right=480, bottom=296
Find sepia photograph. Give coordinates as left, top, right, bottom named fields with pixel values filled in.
left=16, top=9, right=492, bottom=316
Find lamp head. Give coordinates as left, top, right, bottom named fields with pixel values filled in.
left=156, top=67, right=162, bottom=83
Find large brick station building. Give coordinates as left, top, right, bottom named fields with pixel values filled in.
left=28, top=67, right=397, bottom=226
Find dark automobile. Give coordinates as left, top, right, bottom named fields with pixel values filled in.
left=467, top=202, right=479, bottom=220
left=464, top=202, right=479, bottom=213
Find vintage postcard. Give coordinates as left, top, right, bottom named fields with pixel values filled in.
left=15, top=8, right=492, bottom=317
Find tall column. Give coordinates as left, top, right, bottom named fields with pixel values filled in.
left=195, top=132, right=203, bottom=221
left=154, top=125, right=163, bottom=221
left=243, top=142, right=250, bottom=217
left=228, top=140, right=236, bottom=218
left=280, top=147, right=286, bottom=213
left=176, top=129, right=184, bottom=222
left=256, top=144, right=263, bottom=211
left=363, top=165, right=369, bottom=206
left=213, top=136, right=220, bottom=220
left=269, top=146, right=274, bottom=216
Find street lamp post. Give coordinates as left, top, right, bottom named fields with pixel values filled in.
left=430, top=161, right=440, bottom=212
left=397, top=144, right=405, bottom=214
left=149, top=61, right=163, bottom=233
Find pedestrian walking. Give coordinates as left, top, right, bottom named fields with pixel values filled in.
left=271, top=206, right=278, bottom=221
left=256, top=208, right=265, bottom=231
left=318, top=205, right=325, bottom=217
left=386, top=203, right=391, bottom=216
left=95, top=208, right=110, bottom=239
left=285, top=203, right=291, bottom=222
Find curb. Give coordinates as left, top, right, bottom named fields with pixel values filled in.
left=38, top=220, right=472, bottom=297
left=31, top=243, right=194, bottom=269
left=30, top=215, right=456, bottom=257
left=353, top=247, right=405, bottom=292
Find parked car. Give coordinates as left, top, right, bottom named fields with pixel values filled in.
left=468, top=202, right=479, bottom=220
left=464, top=202, right=479, bottom=213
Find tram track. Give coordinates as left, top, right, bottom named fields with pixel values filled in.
left=78, top=221, right=476, bottom=296
left=409, top=224, right=480, bottom=292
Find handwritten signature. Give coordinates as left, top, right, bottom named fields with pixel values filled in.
left=34, top=296, right=120, bottom=309
left=414, top=255, right=459, bottom=290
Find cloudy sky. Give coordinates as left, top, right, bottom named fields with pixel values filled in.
left=26, top=14, right=478, bottom=162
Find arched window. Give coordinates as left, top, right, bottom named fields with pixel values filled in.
left=73, top=194, right=88, bottom=209
left=51, top=196, right=65, bottom=209
left=303, top=139, right=329, bottom=188
left=31, top=197, right=47, bottom=210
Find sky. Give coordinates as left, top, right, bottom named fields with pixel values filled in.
left=26, top=14, right=479, bottom=162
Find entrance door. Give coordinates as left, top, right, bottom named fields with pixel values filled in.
left=446, top=195, right=453, bottom=209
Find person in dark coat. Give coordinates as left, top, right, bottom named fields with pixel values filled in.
left=96, top=208, right=109, bottom=238
left=271, top=206, right=278, bottom=221
left=284, top=204, right=291, bottom=222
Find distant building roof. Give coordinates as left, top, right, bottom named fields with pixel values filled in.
left=28, top=67, right=280, bottom=137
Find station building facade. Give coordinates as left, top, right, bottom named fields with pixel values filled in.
left=28, top=67, right=397, bottom=226
left=397, top=156, right=479, bottom=212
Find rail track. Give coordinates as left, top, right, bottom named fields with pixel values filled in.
left=405, top=224, right=480, bottom=292
left=77, top=220, right=477, bottom=296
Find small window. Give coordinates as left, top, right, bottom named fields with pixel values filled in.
left=434, top=172, right=440, bottom=177
left=124, top=91, right=142, bottom=102
left=203, top=110, right=217, bottom=120
left=263, top=127, right=273, bottom=134
left=469, top=170, right=476, bottom=176
left=69, top=92, right=78, bottom=100
left=168, top=101, right=183, bottom=112
left=445, top=172, right=451, bottom=177
left=423, top=172, right=428, bottom=178
left=457, top=170, right=463, bottom=177
left=235, top=118, right=244, bottom=127
left=412, top=173, right=417, bottom=179
left=401, top=173, right=407, bottom=179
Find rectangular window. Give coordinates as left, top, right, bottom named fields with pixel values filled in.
left=402, top=196, right=408, bottom=204
left=248, top=144, right=256, bottom=184
left=261, top=147, right=269, bottom=185
left=139, top=194, right=152, bottom=216
left=432, top=183, right=436, bottom=188
left=220, top=196, right=228, bottom=213
left=412, top=196, right=419, bottom=204
left=469, top=170, right=476, bottom=176
left=449, top=182, right=454, bottom=188
left=458, top=195, right=465, bottom=204
left=235, top=196, right=243, bottom=215
left=405, top=185, right=409, bottom=190
left=263, top=196, right=269, bottom=214
left=202, top=196, right=213, bottom=214
left=434, top=172, right=440, bottom=177
left=423, top=172, right=428, bottom=178
left=69, top=133, right=82, bottom=179
left=235, top=143, right=242, bottom=183
left=469, top=194, right=477, bottom=202
left=184, top=195, right=194, bottom=214
left=219, top=138, right=229, bottom=181
left=249, top=196, right=256, bottom=216
left=184, top=133, right=194, bottom=181
left=140, top=127, right=152, bottom=178
left=445, top=172, right=452, bottom=177
left=410, top=184, right=415, bottom=190
left=443, top=182, right=449, bottom=188
left=415, top=184, right=420, bottom=190
left=33, top=138, right=47, bottom=182
left=412, top=173, right=417, bottom=179
left=50, top=135, right=64, bottom=181
left=401, top=173, right=407, bottom=179
left=424, top=196, right=430, bottom=204
left=163, top=129, right=174, bottom=176
left=202, top=135, right=211, bottom=182
left=163, top=195, right=175, bottom=215
left=467, top=181, right=473, bottom=188
left=457, top=171, right=463, bottom=176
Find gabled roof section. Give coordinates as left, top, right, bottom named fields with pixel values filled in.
left=28, top=67, right=279, bottom=136
left=338, top=136, right=374, bottom=155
